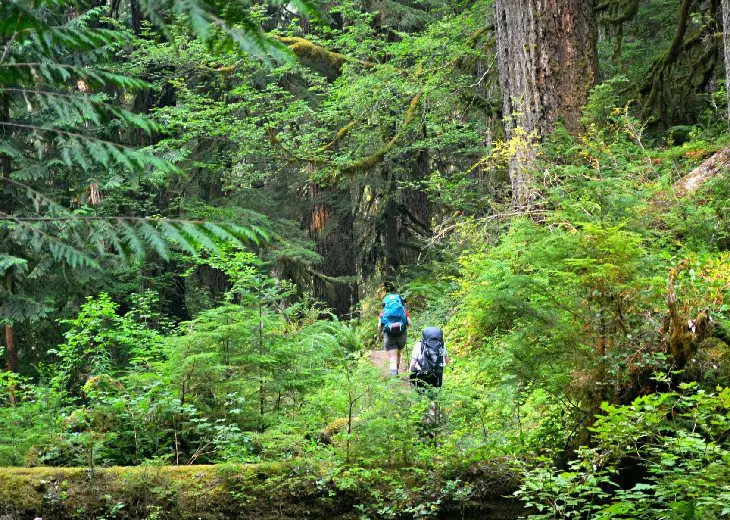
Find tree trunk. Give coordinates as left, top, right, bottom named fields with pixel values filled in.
left=130, top=0, right=142, bottom=35
left=722, top=0, right=730, bottom=130
left=672, top=146, right=730, bottom=196
left=382, top=180, right=401, bottom=278
left=494, top=0, right=597, bottom=207
left=307, top=183, right=359, bottom=317
left=4, top=324, right=18, bottom=373
left=399, top=123, right=431, bottom=266
left=0, top=93, right=18, bottom=374
left=4, top=273, right=18, bottom=373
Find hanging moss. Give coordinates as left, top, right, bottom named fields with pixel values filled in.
left=596, top=0, right=640, bottom=25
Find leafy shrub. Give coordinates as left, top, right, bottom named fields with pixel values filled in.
left=516, top=384, right=730, bottom=519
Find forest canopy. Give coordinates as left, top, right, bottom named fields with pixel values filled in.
left=1, top=0, right=729, bottom=518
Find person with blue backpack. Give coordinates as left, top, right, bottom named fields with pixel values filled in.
left=378, top=293, right=411, bottom=375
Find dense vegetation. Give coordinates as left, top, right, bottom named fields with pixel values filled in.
left=1, top=0, right=729, bottom=518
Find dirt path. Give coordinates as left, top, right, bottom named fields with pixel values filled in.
left=370, top=347, right=411, bottom=381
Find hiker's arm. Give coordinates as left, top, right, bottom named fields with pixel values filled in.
left=409, top=342, right=420, bottom=370
left=377, top=318, right=383, bottom=336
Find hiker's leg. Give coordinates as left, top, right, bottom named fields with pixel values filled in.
left=387, top=348, right=399, bottom=374
left=384, top=334, right=399, bottom=375
left=395, top=332, right=407, bottom=373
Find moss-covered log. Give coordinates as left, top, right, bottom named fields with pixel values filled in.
left=0, top=462, right=523, bottom=520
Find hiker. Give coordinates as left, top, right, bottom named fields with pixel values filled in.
left=409, top=326, right=448, bottom=389
left=378, top=293, right=411, bottom=375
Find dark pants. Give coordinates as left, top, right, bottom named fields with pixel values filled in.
left=409, top=371, right=442, bottom=391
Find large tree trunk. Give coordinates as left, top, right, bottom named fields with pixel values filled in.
left=130, top=0, right=142, bottom=35
left=307, top=183, right=359, bottom=317
left=400, top=125, right=431, bottom=265
left=722, top=0, right=730, bottom=131
left=382, top=172, right=401, bottom=278
left=494, top=0, right=597, bottom=207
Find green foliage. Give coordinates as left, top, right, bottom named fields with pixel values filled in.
left=0, top=379, right=60, bottom=466
left=2, top=2, right=730, bottom=520
left=516, top=385, right=730, bottom=519
left=49, top=293, right=165, bottom=396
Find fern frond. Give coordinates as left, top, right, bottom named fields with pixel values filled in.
left=2, top=212, right=267, bottom=267
left=0, top=63, right=153, bottom=91
left=1, top=88, right=164, bottom=134
left=138, top=220, right=171, bottom=261
left=154, top=220, right=196, bottom=256
left=0, top=255, right=28, bottom=276
left=0, top=123, right=176, bottom=173
left=117, top=218, right=146, bottom=258
left=178, top=220, right=220, bottom=252
left=0, top=295, right=51, bottom=322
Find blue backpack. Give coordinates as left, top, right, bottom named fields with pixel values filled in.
left=381, top=294, right=408, bottom=335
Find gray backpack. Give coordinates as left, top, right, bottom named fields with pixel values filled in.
left=416, top=327, right=444, bottom=376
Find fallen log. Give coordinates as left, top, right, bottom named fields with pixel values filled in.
left=672, top=146, right=730, bottom=197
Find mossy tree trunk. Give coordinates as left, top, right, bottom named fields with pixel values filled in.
left=493, top=0, right=597, bottom=207
left=723, top=0, right=730, bottom=130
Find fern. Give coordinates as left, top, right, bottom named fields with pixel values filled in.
left=2, top=213, right=267, bottom=267
left=0, top=0, right=315, bottom=270
left=0, top=255, right=27, bottom=276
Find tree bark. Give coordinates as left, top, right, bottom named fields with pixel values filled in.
left=130, top=0, right=142, bottom=35
left=382, top=173, right=401, bottom=278
left=493, top=0, right=597, bottom=207
left=4, top=323, right=18, bottom=374
left=307, top=182, right=359, bottom=318
left=722, top=0, right=730, bottom=130
left=400, top=124, right=431, bottom=265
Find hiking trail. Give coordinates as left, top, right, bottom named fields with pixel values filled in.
left=370, top=346, right=410, bottom=382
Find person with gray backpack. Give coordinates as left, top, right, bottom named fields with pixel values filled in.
left=409, top=327, right=448, bottom=389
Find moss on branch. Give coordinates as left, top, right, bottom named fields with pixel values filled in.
left=320, top=119, right=361, bottom=151
left=267, top=92, right=423, bottom=176
left=340, top=91, right=423, bottom=174
left=275, top=36, right=378, bottom=72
